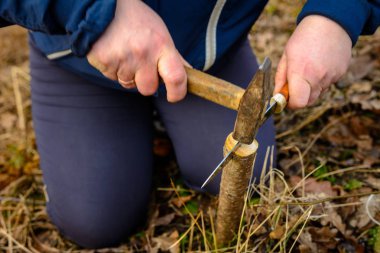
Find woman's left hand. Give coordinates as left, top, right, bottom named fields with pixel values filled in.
left=274, top=15, right=352, bottom=109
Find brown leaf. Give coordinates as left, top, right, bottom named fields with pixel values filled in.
left=320, top=203, right=346, bottom=235
left=269, top=225, right=285, bottom=239
left=351, top=90, right=380, bottom=112
left=0, top=173, right=12, bottom=190
left=298, top=230, right=318, bottom=253
left=355, top=135, right=373, bottom=152
left=339, top=197, right=358, bottom=220
left=364, top=176, right=380, bottom=190
left=170, top=195, right=193, bottom=208
left=309, top=227, right=338, bottom=249
left=348, top=196, right=372, bottom=229
left=154, top=213, right=176, bottom=227
left=290, top=176, right=337, bottom=197
left=348, top=81, right=372, bottom=94
left=349, top=116, right=370, bottom=136
left=151, top=230, right=180, bottom=253
left=0, top=112, right=16, bottom=130
left=322, top=121, right=356, bottom=148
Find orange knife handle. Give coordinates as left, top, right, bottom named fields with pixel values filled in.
left=279, top=82, right=289, bottom=102
left=270, top=82, right=289, bottom=113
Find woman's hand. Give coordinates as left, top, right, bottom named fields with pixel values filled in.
left=275, top=15, right=352, bottom=109
left=87, top=0, right=187, bottom=102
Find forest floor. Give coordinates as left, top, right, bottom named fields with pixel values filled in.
left=0, top=1, right=379, bottom=252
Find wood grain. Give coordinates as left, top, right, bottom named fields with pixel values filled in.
left=186, top=67, right=245, bottom=111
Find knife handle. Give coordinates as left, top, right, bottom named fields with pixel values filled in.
left=279, top=82, right=289, bottom=101
left=271, top=82, right=289, bottom=113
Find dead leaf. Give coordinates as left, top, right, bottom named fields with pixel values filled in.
left=355, top=135, right=373, bottom=152
left=309, top=227, right=338, bottom=249
left=364, top=176, right=380, bottom=190
left=0, top=112, right=16, bottom=130
left=348, top=81, right=372, bottom=94
left=349, top=116, right=370, bottom=136
left=298, top=230, right=318, bottom=253
left=170, top=195, right=193, bottom=208
left=290, top=176, right=337, bottom=197
left=0, top=173, right=12, bottom=190
left=339, top=197, right=358, bottom=220
left=320, top=203, right=346, bottom=235
left=269, top=225, right=285, bottom=239
left=348, top=196, right=371, bottom=229
left=151, top=230, right=180, bottom=253
left=351, top=90, right=380, bottom=112
left=322, top=121, right=356, bottom=148
left=154, top=213, right=176, bottom=227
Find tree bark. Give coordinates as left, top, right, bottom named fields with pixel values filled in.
left=216, top=133, right=258, bottom=245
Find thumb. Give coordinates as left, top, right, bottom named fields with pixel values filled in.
left=287, top=73, right=311, bottom=109
left=157, top=49, right=187, bottom=102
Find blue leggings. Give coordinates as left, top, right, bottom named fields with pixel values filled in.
left=30, top=40, right=275, bottom=248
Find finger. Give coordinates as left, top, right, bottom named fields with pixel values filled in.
left=307, top=83, right=322, bottom=106
left=274, top=54, right=287, bottom=94
left=158, top=49, right=187, bottom=102
left=87, top=54, right=107, bottom=73
left=118, top=79, right=136, bottom=89
left=287, top=73, right=311, bottom=109
left=117, top=62, right=137, bottom=89
left=101, top=69, right=118, bottom=81
left=87, top=53, right=118, bottom=80
left=134, top=63, right=159, bottom=96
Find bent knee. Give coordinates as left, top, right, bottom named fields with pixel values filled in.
left=47, top=202, right=147, bottom=248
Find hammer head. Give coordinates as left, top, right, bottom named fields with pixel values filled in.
left=232, top=57, right=273, bottom=144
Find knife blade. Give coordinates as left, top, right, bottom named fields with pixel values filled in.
left=200, top=141, right=240, bottom=188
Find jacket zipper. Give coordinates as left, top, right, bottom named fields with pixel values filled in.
left=47, top=49, right=72, bottom=60
left=203, top=0, right=227, bottom=71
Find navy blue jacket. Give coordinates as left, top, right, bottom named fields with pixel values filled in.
left=1, top=0, right=380, bottom=89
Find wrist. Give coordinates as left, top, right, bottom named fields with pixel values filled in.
left=298, top=15, right=352, bottom=48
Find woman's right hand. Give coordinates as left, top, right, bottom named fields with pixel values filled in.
left=87, top=0, right=187, bottom=102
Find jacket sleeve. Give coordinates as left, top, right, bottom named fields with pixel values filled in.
left=297, top=0, right=380, bottom=45
left=0, top=0, right=116, bottom=57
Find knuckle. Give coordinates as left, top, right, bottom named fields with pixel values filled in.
left=130, top=40, right=148, bottom=59
left=165, top=69, right=186, bottom=86
left=103, top=71, right=117, bottom=81
left=153, top=32, right=169, bottom=47
left=97, top=55, right=113, bottom=71
left=305, top=63, right=327, bottom=81
left=88, top=54, right=107, bottom=72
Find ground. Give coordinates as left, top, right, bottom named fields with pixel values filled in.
left=0, top=1, right=379, bottom=252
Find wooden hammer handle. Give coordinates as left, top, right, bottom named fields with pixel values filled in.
left=186, top=67, right=244, bottom=111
